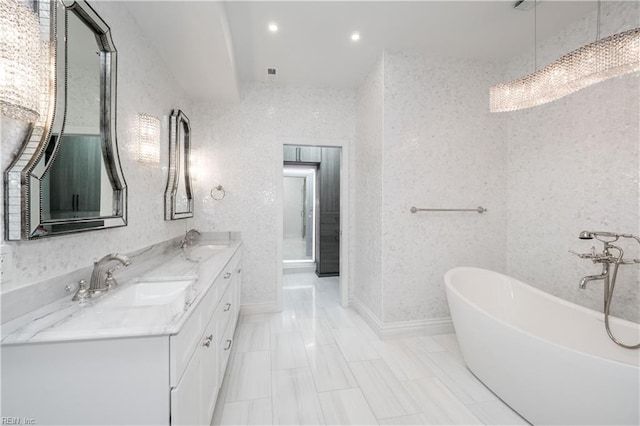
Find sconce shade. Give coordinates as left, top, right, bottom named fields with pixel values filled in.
left=0, top=0, right=43, bottom=122
left=490, top=28, right=640, bottom=112
left=136, top=113, right=160, bottom=164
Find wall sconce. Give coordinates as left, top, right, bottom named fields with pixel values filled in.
left=135, top=113, right=160, bottom=164
left=0, top=0, right=45, bottom=123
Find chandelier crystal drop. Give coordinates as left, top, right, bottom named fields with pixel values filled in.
left=0, top=0, right=44, bottom=122
left=490, top=27, right=640, bottom=113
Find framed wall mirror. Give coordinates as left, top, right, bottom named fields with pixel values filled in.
left=4, top=0, right=127, bottom=240
left=164, top=110, right=193, bottom=220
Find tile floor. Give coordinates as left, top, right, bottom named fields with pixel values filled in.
left=211, top=273, right=530, bottom=425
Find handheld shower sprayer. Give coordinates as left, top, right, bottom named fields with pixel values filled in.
left=578, top=230, right=640, bottom=244
left=574, top=230, right=640, bottom=349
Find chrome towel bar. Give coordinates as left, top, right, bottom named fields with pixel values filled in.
left=410, top=206, right=487, bottom=214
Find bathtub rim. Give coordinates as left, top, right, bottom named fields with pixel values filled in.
left=444, top=266, right=640, bottom=367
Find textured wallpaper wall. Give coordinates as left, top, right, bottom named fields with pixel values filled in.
left=381, top=51, right=508, bottom=322
left=0, top=2, right=189, bottom=293
left=504, top=1, right=640, bottom=322
left=353, top=56, right=385, bottom=320
left=353, top=52, right=508, bottom=324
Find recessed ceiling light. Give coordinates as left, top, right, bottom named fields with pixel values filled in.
left=268, top=23, right=278, bottom=33
left=351, top=32, right=360, bottom=42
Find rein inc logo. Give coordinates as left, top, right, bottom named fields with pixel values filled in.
left=1, top=418, right=35, bottom=425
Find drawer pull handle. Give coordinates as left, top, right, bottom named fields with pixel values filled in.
left=202, top=334, right=213, bottom=348
left=224, top=272, right=232, bottom=279
left=224, top=303, right=231, bottom=311
left=224, top=339, right=232, bottom=351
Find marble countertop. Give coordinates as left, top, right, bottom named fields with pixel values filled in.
left=1, top=237, right=241, bottom=345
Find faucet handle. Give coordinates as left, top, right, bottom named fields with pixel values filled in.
left=72, top=280, right=90, bottom=302
left=105, top=269, right=117, bottom=289
left=569, top=249, right=596, bottom=259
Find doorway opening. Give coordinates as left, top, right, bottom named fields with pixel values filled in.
left=281, top=143, right=346, bottom=307
left=283, top=165, right=316, bottom=270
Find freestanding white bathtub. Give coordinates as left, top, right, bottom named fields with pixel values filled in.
left=445, top=267, right=640, bottom=426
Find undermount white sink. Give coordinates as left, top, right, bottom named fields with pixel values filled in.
left=100, top=279, right=194, bottom=316
left=186, top=244, right=229, bottom=260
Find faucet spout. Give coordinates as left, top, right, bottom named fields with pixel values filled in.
left=578, top=273, right=608, bottom=289
left=89, top=253, right=132, bottom=293
left=180, top=229, right=202, bottom=248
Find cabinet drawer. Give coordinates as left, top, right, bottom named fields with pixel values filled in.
left=218, top=318, right=235, bottom=380
left=214, top=282, right=235, bottom=343
left=217, top=258, right=237, bottom=296
left=320, top=213, right=340, bottom=224
left=169, top=283, right=218, bottom=387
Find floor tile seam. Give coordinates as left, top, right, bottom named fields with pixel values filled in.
left=289, top=365, right=328, bottom=425
left=270, top=330, right=310, bottom=371
left=327, top=324, right=383, bottom=362
left=404, top=375, right=472, bottom=406
left=305, top=339, right=363, bottom=396
left=222, top=395, right=273, bottom=405
left=269, top=322, right=276, bottom=426
left=464, top=401, right=527, bottom=426
left=317, top=386, right=382, bottom=425
left=314, top=383, right=361, bottom=396
left=347, top=358, right=422, bottom=421
left=434, top=374, right=500, bottom=406
left=301, top=334, right=340, bottom=401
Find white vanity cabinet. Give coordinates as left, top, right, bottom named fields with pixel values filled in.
left=1, top=247, right=242, bottom=426
left=170, top=253, right=242, bottom=425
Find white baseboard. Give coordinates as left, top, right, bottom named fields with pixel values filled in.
left=351, top=297, right=454, bottom=339
left=240, top=302, right=281, bottom=315
left=283, top=265, right=316, bottom=274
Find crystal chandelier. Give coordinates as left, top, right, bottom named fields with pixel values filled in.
left=490, top=2, right=640, bottom=113
left=0, top=0, right=44, bottom=122
left=136, top=113, right=161, bottom=164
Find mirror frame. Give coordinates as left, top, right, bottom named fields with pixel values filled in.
left=4, top=0, right=127, bottom=240
left=165, top=109, right=193, bottom=220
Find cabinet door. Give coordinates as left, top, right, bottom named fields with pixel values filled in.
left=318, top=147, right=340, bottom=212
left=283, top=145, right=298, bottom=162
left=170, top=349, right=202, bottom=426
left=284, top=146, right=321, bottom=163
left=201, top=316, right=219, bottom=424
left=299, top=146, right=321, bottom=163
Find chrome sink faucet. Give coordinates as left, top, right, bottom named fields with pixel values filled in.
left=89, top=253, right=132, bottom=293
left=180, top=228, right=201, bottom=248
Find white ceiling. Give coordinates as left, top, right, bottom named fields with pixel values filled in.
left=126, top=1, right=598, bottom=102
left=125, top=1, right=239, bottom=102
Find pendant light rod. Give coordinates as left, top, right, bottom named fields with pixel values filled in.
left=534, top=0, right=537, bottom=70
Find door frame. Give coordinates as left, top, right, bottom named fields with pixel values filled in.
left=277, top=137, right=350, bottom=308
